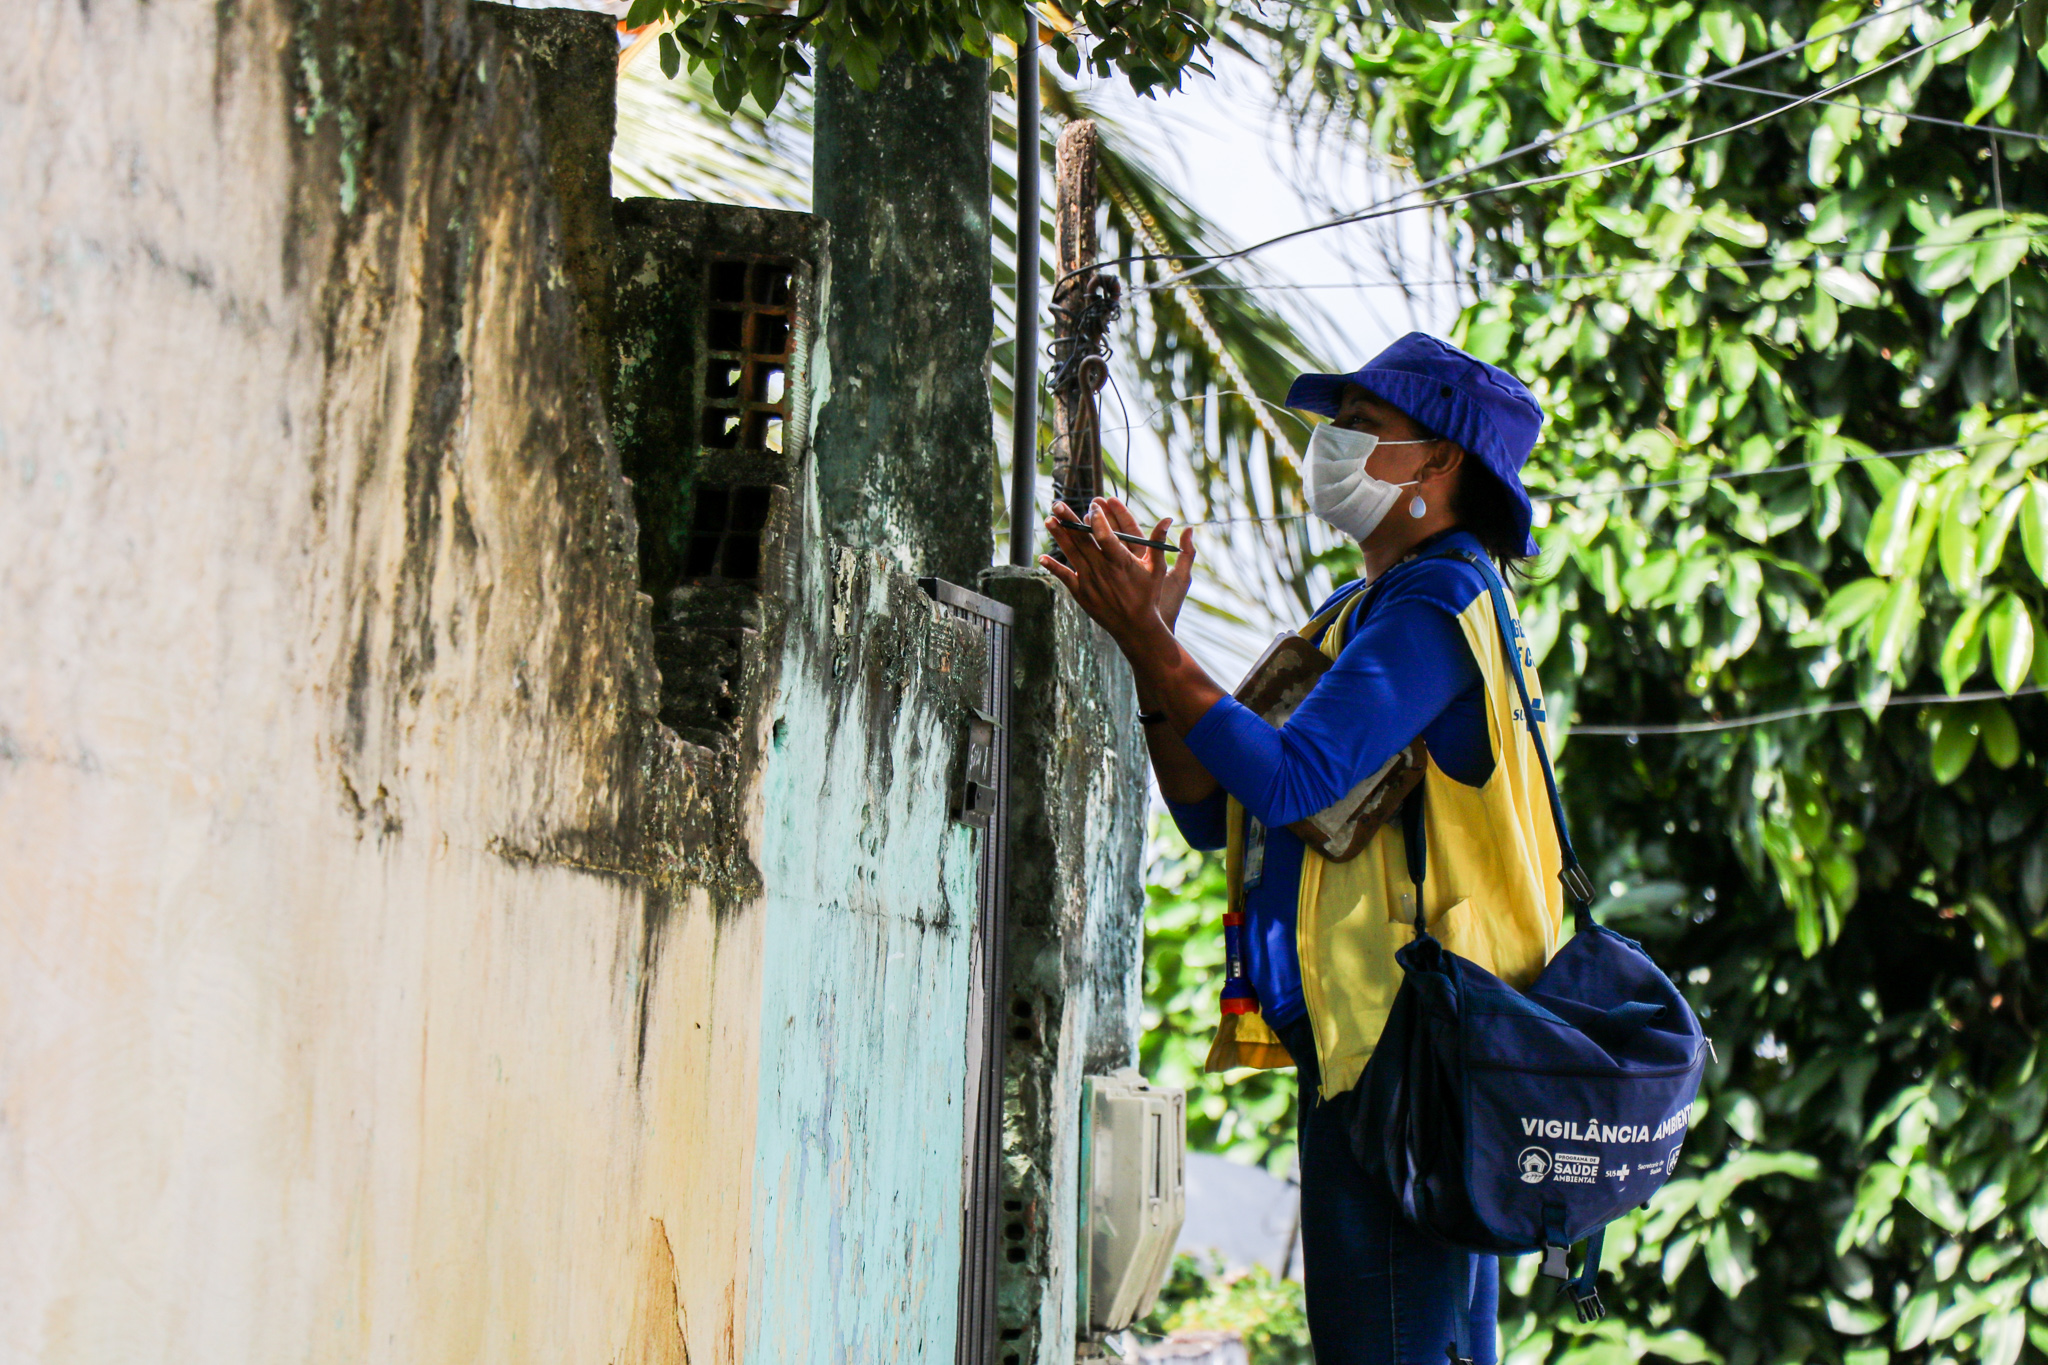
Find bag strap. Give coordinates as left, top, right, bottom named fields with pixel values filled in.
left=1401, top=787, right=1428, bottom=933
left=1449, top=549, right=1597, bottom=928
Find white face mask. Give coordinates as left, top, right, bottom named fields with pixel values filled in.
left=1305, top=423, right=1432, bottom=543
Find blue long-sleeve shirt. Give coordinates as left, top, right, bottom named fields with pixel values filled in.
left=1165, top=532, right=1495, bottom=1026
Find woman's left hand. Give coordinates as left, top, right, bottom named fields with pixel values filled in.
left=1039, top=498, right=1173, bottom=650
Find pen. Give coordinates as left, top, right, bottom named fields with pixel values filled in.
left=1054, top=518, right=1180, bottom=553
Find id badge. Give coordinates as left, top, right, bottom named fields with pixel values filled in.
left=1243, top=817, right=1267, bottom=889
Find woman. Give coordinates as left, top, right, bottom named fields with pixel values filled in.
left=1040, top=333, right=1565, bottom=1365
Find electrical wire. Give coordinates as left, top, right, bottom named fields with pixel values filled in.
left=1461, top=33, right=2048, bottom=146
left=1105, top=366, right=1136, bottom=500
left=1172, top=434, right=2037, bottom=528
left=1100, top=388, right=1316, bottom=439
left=1572, top=684, right=2045, bottom=736
left=1140, top=21, right=1979, bottom=293
left=1052, top=2, right=1945, bottom=291
left=1133, top=228, right=2041, bottom=293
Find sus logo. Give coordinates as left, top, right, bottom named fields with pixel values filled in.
left=1517, top=1147, right=1552, bottom=1184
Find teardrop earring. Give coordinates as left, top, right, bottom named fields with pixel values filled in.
left=1408, top=494, right=1428, bottom=519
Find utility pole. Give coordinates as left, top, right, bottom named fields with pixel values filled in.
left=1048, top=120, right=1119, bottom=526
left=1006, top=41, right=1043, bottom=566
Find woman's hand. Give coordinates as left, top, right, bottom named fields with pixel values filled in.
left=1041, top=495, right=1229, bottom=742
left=1099, top=499, right=1197, bottom=631
left=1039, top=497, right=1186, bottom=649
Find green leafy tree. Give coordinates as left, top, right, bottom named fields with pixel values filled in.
left=1233, top=2, right=2048, bottom=1362
left=1141, top=1254, right=1315, bottom=1365
left=622, top=0, right=1211, bottom=112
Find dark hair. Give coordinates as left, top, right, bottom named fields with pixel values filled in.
left=1404, top=419, right=1538, bottom=578
left=1450, top=451, right=1538, bottom=579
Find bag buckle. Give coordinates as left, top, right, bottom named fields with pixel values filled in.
left=1444, top=1346, right=1474, bottom=1365
left=1567, top=1282, right=1607, bottom=1323
left=1540, top=1202, right=1571, bottom=1281
left=1560, top=862, right=1595, bottom=905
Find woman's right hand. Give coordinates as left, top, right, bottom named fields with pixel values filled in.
left=1100, top=500, right=1197, bottom=632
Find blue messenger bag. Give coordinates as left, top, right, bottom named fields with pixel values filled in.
left=1349, top=550, right=1707, bottom=1344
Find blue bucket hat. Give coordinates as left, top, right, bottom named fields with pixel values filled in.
left=1285, top=333, right=1545, bottom=555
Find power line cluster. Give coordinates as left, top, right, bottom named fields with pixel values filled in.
left=1165, top=434, right=2043, bottom=529
left=1053, top=2, right=1984, bottom=289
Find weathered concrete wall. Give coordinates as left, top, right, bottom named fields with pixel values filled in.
left=0, top=4, right=995, bottom=1363
left=747, top=548, right=987, bottom=1363
left=813, top=53, right=998, bottom=587
left=0, top=4, right=733, bottom=1359
left=982, top=569, right=1150, bottom=1364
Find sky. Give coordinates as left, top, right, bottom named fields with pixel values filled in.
left=1074, top=46, right=1462, bottom=367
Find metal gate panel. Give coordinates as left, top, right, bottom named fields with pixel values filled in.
left=920, top=577, right=1014, bottom=1365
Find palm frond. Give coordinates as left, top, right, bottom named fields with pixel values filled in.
left=612, top=53, right=812, bottom=208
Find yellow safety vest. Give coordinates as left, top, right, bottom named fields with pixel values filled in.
left=1203, top=567, right=1566, bottom=1100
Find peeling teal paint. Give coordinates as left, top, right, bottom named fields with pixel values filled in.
left=744, top=549, right=988, bottom=1364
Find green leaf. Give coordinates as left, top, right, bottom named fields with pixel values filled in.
left=1972, top=234, right=2032, bottom=291
left=1819, top=266, right=1883, bottom=309
left=1871, top=577, right=1923, bottom=674
left=1701, top=206, right=1769, bottom=249
left=1915, top=245, right=1980, bottom=293
left=1700, top=3, right=1747, bottom=64
left=1622, top=551, right=1680, bottom=603
left=1897, top=1288, right=1938, bottom=1349
left=1939, top=481, right=1983, bottom=595
left=1865, top=476, right=1922, bottom=575
left=1983, top=1310, right=2028, bottom=1365
left=1981, top=700, right=2021, bottom=766
left=1967, top=26, right=2018, bottom=119
left=1838, top=1162, right=1906, bottom=1254
left=1984, top=593, right=2036, bottom=691
left=1928, top=708, right=1978, bottom=784
left=1977, top=484, right=2027, bottom=578
left=1906, top=1164, right=1969, bottom=1234
left=748, top=52, right=787, bottom=113
left=1821, top=577, right=1892, bottom=635
left=1940, top=602, right=1988, bottom=693
left=1714, top=333, right=1759, bottom=392
left=2020, top=481, right=2048, bottom=582
left=1827, top=1298, right=1888, bottom=1335
left=1704, top=1220, right=1755, bottom=1299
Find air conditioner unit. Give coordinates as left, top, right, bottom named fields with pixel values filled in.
left=1079, top=1068, right=1187, bottom=1334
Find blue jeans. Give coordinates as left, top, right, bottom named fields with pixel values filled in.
left=1275, top=1016, right=1499, bottom=1365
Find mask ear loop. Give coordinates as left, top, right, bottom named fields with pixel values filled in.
left=1379, top=435, right=1441, bottom=521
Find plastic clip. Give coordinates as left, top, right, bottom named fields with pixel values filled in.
left=1561, top=1227, right=1607, bottom=1322
left=1560, top=862, right=1595, bottom=905
left=1540, top=1243, right=1569, bottom=1279
left=1444, top=1347, right=1473, bottom=1365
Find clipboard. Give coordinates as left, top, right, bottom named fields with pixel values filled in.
left=1233, top=632, right=1428, bottom=863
